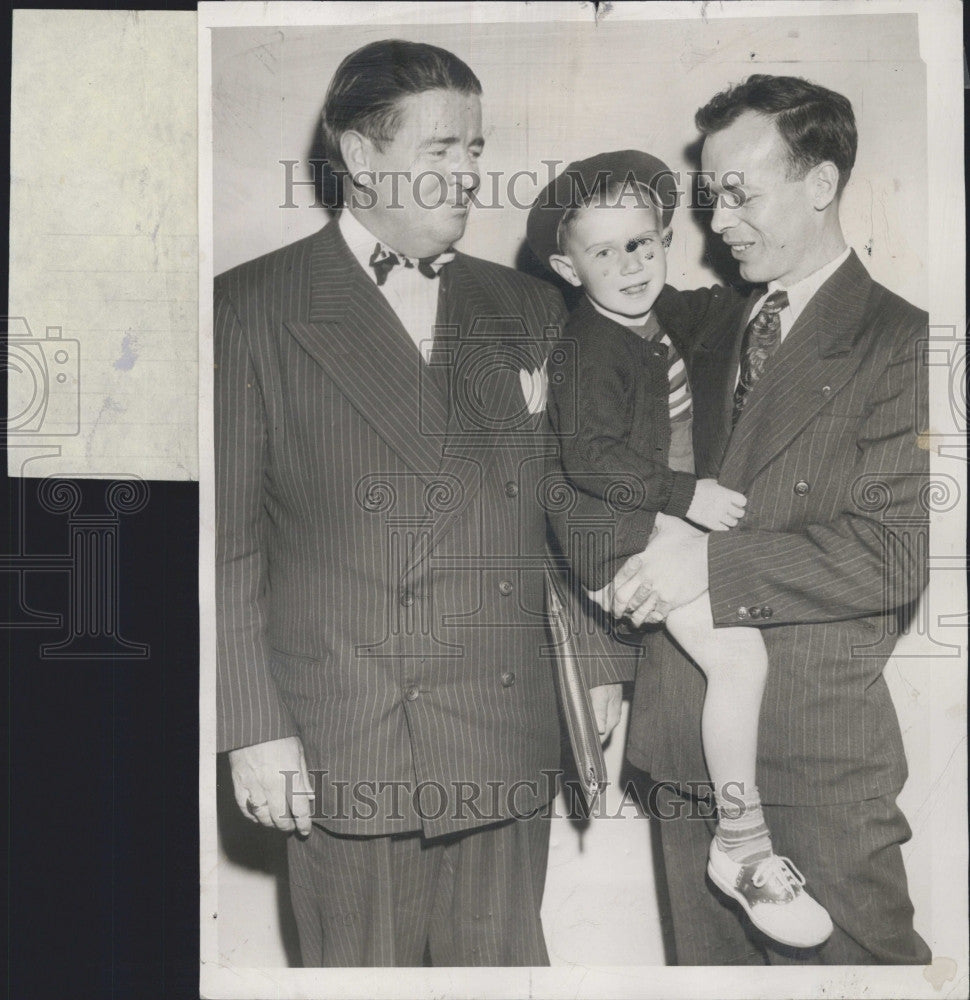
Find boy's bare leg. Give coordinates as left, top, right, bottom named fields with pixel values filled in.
left=665, top=595, right=767, bottom=812
left=664, top=592, right=834, bottom=948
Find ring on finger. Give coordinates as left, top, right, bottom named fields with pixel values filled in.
left=246, top=797, right=268, bottom=816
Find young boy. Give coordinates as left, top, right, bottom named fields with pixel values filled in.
left=528, top=150, right=833, bottom=949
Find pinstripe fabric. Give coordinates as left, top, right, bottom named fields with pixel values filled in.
left=652, top=783, right=930, bottom=965
left=630, top=252, right=928, bottom=804
left=215, top=218, right=628, bottom=840
left=624, top=252, right=929, bottom=964
left=287, top=814, right=549, bottom=966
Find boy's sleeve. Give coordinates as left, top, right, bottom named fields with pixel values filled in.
left=653, top=282, right=744, bottom=347
left=549, top=324, right=696, bottom=515
left=546, top=320, right=696, bottom=591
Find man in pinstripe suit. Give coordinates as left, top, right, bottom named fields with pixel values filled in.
left=585, top=76, right=932, bottom=964
left=215, top=39, right=627, bottom=967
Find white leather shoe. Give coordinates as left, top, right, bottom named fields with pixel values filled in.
left=707, top=839, right=834, bottom=948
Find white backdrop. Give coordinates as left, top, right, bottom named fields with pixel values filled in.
left=206, top=5, right=966, bottom=983
left=212, top=13, right=927, bottom=308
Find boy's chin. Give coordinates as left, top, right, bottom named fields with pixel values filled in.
left=611, top=292, right=661, bottom=319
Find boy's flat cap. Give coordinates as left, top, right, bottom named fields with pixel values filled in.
left=526, top=149, right=676, bottom=267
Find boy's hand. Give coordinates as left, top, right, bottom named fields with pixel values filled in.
left=685, top=479, right=747, bottom=531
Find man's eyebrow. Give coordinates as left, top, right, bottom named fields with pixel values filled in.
left=420, top=135, right=485, bottom=148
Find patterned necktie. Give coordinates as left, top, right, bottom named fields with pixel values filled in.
left=732, top=289, right=789, bottom=426
left=369, top=242, right=455, bottom=287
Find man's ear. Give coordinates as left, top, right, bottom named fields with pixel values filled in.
left=339, top=130, right=373, bottom=181
left=810, top=161, right=840, bottom=211
left=548, top=254, right=582, bottom=287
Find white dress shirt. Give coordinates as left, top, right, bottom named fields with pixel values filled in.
left=339, top=209, right=442, bottom=363
left=748, top=245, right=852, bottom=342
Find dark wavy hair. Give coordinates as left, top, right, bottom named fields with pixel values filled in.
left=321, top=39, right=482, bottom=171
left=696, top=75, right=857, bottom=193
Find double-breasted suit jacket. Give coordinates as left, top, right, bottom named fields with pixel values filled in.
left=622, top=250, right=929, bottom=804
left=215, top=219, right=627, bottom=838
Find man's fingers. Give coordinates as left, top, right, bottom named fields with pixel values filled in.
left=289, top=754, right=315, bottom=837
left=230, top=762, right=264, bottom=824
left=612, top=575, right=649, bottom=618
left=231, top=776, right=255, bottom=820
left=249, top=797, right=274, bottom=827
left=627, top=590, right=660, bottom=628
left=612, top=554, right=643, bottom=589
left=622, top=582, right=654, bottom=615
left=227, top=737, right=313, bottom=834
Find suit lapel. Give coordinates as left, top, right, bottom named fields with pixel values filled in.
left=403, top=255, right=537, bottom=575
left=283, top=222, right=448, bottom=483
left=720, top=251, right=873, bottom=488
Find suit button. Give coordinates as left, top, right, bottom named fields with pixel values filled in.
left=737, top=606, right=749, bottom=620
left=505, top=481, right=519, bottom=498
left=400, top=590, right=415, bottom=607
left=749, top=606, right=761, bottom=619
left=794, top=480, right=810, bottom=496
left=762, top=606, right=773, bottom=618
left=404, top=686, right=420, bottom=702
left=821, top=385, right=832, bottom=396
left=501, top=671, right=516, bottom=687
left=498, top=580, right=514, bottom=596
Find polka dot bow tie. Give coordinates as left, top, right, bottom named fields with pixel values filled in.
left=369, top=243, right=456, bottom=287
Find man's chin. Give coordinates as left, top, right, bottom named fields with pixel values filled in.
left=737, top=258, right=768, bottom=283
left=435, top=213, right=471, bottom=247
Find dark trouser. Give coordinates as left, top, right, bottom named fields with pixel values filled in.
left=653, top=782, right=931, bottom=965
left=286, top=812, right=550, bottom=967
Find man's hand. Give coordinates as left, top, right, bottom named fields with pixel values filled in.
left=613, top=526, right=709, bottom=622
left=589, top=683, right=623, bottom=743
left=587, top=516, right=709, bottom=624
left=686, top=478, right=747, bottom=531
left=227, top=735, right=314, bottom=837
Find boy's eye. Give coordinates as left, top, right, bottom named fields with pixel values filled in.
left=594, top=248, right=614, bottom=259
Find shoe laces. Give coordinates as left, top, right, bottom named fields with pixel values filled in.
left=751, top=855, right=806, bottom=899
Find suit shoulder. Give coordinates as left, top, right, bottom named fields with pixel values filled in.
left=215, top=228, right=324, bottom=300
left=866, top=279, right=928, bottom=333
left=458, top=253, right=565, bottom=312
